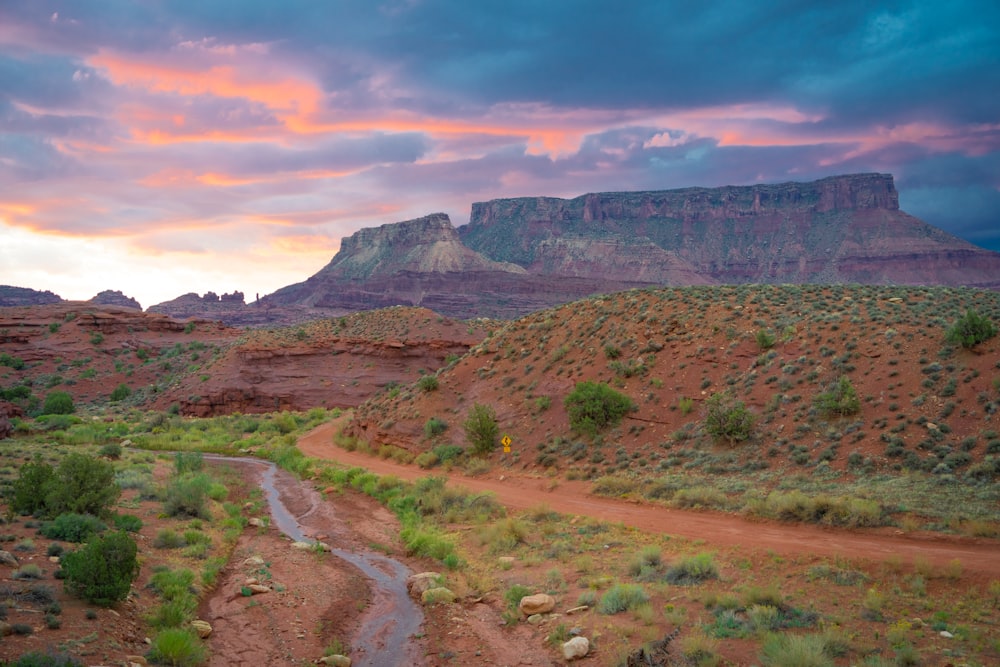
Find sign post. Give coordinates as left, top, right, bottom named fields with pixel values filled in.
left=501, top=434, right=512, bottom=454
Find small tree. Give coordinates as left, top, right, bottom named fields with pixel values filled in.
left=703, top=393, right=756, bottom=444
left=9, top=457, right=55, bottom=515
left=41, top=391, right=75, bottom=415
left=945, top=309, right=997, bottom=349
left=815, top=375, right=861, bottom=417
left=564, top=381, right=635, bottom=436
left=755, top=329, right=776, bottom=350
left=464, top=403, right=499, bottom=456
left=45, top=453, right=120, bottom=518
left=109, top=383, right=131, bottom=402
left=62, top=530, right=139, bottom=606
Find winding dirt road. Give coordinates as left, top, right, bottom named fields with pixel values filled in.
left=298, top=422, right=1000, bottom=581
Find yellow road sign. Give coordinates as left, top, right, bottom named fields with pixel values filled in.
left=501, top=434, right=512, bottom=447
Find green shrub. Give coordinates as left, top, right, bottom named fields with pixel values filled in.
left=62, top=530, right=140, bottom=606
left=814, top=376, right=861, bottom=417
left=665, top=552, right=718, bottom=584
left=1, top=651, right=83, bottom=667
left=464, top=403, right=499, bottom=456
left=432, top=444, right=465, bottom=462
left=0, top=353, right=26, bottom=370
left=759, top=632, right=835, bottom=667
left=45, top=453, right=120, bottom=518
left=703, top=393, right=756, bottom=444
left=40, top=514, right=107, bottom=542
left=174, top=451, right=204, bottom=475
left=564, top=381, right=635, bottom=436
left=149, top=628, right=205, bottom=666
left=417, top=375, right=439, bottom=392
left=97, top=442, right=122, bottom=459
left=424, top=417, right=448, bottom=438
left=163, top=474, right=211, bottom=519
left=756, top=329, right=776, bottom=350
left=9, top=457, right=55, bottom=515
left=945, top=309, right=997, bottom=348
left=598, top=583, right=650, bottom=614
left=109, top=383, right=131, bottom=402
left=41, top=391, right=75, bottom=415
left=504, top=583, right=533, bottom=611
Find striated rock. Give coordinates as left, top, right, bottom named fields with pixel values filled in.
left=0, top=285, right=61, bottom=307
left=190, top=619, right=212, bottom=638
left=0, top=550, right=19, bottom=567
left=421, top=587, right=456, bottom=605
left=562, top=636, right=590, bottom=660
left=518, top=593, right=556, bottom=616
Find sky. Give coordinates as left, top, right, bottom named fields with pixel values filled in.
left=1, top=1, right=998, bottom=309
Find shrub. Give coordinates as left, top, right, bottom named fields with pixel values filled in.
left=109, top=383, right=131, bottom=402
left=163, top=474, right=212, bottom=519
left=759, top=632, right=835, bottom=667
left=815, top=376, right=861, bottom=417
left=149, top=628, right=205, bottom=666
left=703, top=393, right=756, bottom=444
left=464, top=403, right=499, bottom=456
left=424, top=417, right=448, bottom=438
left=9, top=457, right=55, bottom=515
left=62, top=530, right=140, bottom=606
left=113, top=514, right=143, bottom=532
left=564, top=381, right=635, bottom=436
left=41, top=391, right=75, bottom=415
left=665, top=552, right=718, bottom=584
left=598, top=583, right=650, bottom=614
left=945, top=309, right=997, bottom=348
left=40, top=513, right=107, bottom=542
left=153, top=529, right=186, bottom=549
left=45, top=453, right=120, bottom=518
left=3, top=651, right=84, bottom=667
left=97, top=442, right=122, bottom=459
left=417, top=375, right=439, bottom=392
left=174, top=451, right=204, bottom=475
left=756, top=329, right=776, bottom=350
left=12, top=564, right=44, bottom=580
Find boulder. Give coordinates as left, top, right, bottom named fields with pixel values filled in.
left=318, top=656, right=351, bottom=667
left=190, top=620, right=212, bottom=638
left=562, top=636, right=590, bottom=660
left=0, top=550, right=18, bottom=567
left=406, top=572, right=442, bottom=598
left=518, top=593, right=555, bottom=616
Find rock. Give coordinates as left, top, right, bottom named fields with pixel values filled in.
left=0, top=622, right=11, bottom=636
left=243, top=555, right=265, bottom=567
left=291, top=541, right=315, bottom=550
left=248, top=517, right=266, bottom=527
left=406, top=572, right=442, bottom=598
left=526, top=614, right=544, bottom=626
left=245, top=584, right=270, bottom=595
left=498, top=556, right=515, bottom=566
left=125, top=656, right=147, bottom=666
left=318, top=656, right=352, bottom=667
left=89, top=290, right=141, bottom=310
left=518, top=593, right=556, bottom=616
left=940, top=630, right=954, bottom=638
left=190, top=620, right=212, bottom=638
left=245, top=577, right=259, bottom=585
left=565, top=605, right=589, bottom=615
left=0, top=550, right=19, bottom=567
left=421, top=587, right=456, bottom=605
left=562, top=636, right=590, bottom=660
left=48, top=556, right=60, bottom=563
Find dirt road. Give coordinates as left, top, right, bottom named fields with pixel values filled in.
left=298, top=422, right=1000, bottom=580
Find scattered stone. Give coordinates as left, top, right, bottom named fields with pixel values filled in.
left=0, top=622, right=11, bottom=637
left=564, top=605, right=589, bottom=615
left=526, top=614, right=544, bottom=626
left=48, top=556, right=60, bottom=563
left=421, top=587, right=456, bottom=605
left=248, top=517, right=266, bottom=527
left=246, top=584, right=270, bottom=595
left=318, top=655, right=351, bottom=666
left=191, top=620, right=212, bottom=638
left=569, top=626, right=584, bottom=636
left=243, top=555, right=265, bottom=567
left=406, top=572, right=441, bottom=598
left=562, top=636, right=590, bottom=660
left=245, top=577, right=260, bottom=585
left=498, top=556, right=515, bottom=566
left=291, top=541, right=314, bottom=550
left=0, top=550, right=19, bottom=567
left=940, top=630, right=954, bottom=639
left=125, top=656, right=147, bottom=666
left=518, top=593, right=555, bottom=616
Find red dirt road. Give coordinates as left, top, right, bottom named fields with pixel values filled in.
left=298, top=422, right=1000, bottom=580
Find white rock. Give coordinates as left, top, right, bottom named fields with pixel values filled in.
left=940, top=630, right=954, bottom=638
left=562, top=636, right=590, bottom=660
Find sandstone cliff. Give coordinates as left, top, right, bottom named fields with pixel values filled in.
left=89, top=290, right=142, bottom=310
left=0, top=285, right=62, bottom=307
left=460, top=173, right=1000, bottom=289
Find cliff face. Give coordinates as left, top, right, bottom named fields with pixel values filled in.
left=0, top=285, right=62, bottom=307
left=460, top=173, right=1000, bottom=289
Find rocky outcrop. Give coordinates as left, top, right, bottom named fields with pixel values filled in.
left=461, top=173, right=1000, bottom=290
left=89, top=290, right=141, bottom=310
left=0, top=285, right=61, bottom=307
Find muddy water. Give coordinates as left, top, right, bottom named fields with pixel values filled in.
left=210, top=456, right=425, bottom=667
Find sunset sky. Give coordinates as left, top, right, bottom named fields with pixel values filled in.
left=1, top=1, right=998, bottom=309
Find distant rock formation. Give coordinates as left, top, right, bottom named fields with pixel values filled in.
left=261, top=174, right=1000, bottom=319
left=89, top=290, right=141, bottom=310
left=0, top=285, right=62, bottom=307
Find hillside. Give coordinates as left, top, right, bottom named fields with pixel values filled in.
left=347, top=284, right=1000, bottom=515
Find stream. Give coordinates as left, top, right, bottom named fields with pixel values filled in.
left=207, top=456, right=425, bottom=666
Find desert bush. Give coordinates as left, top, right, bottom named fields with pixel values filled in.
left=109, top=383, right=131, bottom=402
left=464, top=403, right=499, bottom=456
left=2, top=651, right=84, bottom=666
left=703, top=393, right=756, bottom=444
left=12, top=564, right=44, bottom=580
left=665, top=552, right=718, bottom=584
left=45, top=453, right=120, bottom=518
left=162, top=474, right=211, bottom=519
left=8, top=457, right=55, bottom=515
left=815, top=376, right=861, bottom=417
left=756, top=329, right=776, bottom=350
left=424, top=417, right=447, bottom=438
left=504, top=583, right=533, bottom=611
left=173, top=451, right=204, bottom=475
left=945, top=309, right=997, bottom=348
left=62, top=530, right=140, bottom=606
left=149, top=628, right=205, bottom=667
left=40, top=513, right=106, bottom=543
left=41, top=391, right=75, bottom=415
left=417, top=374, right=439, bottom=392
left=759, top=632, right=835, bottom=667
left=97, top=442, right=122, bottom=459
left=598, top=583, right=650, bottom=614
left=564, top=381, right=635, bottom=436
